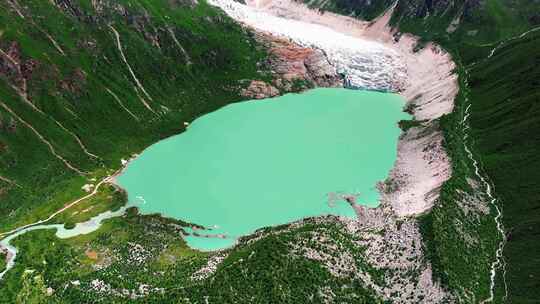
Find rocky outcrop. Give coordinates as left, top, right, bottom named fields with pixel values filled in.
left=341, top=211, right=451, bottom=303
left=210, top=0, right=407, bottom=91
left=241, top=32, right=342, bottom=99
left=256, top=33, right=342, bottom=89
left=1, top=40, right=89, bottom=100
left=240, top=80, right=279, bottom=99
left=0, top=42, right=39, bottom=97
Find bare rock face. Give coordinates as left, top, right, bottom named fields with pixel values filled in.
left=255, top=32, right=343, bottom=92
left=241, top=80, right=280, bottom=99
left=0, top=41, right=39, bottom=96
left=304, top=49, right=342, bottom=87
left=0, top=42, right=23, bottom=86
left=240, top=32, right=342, bottom=99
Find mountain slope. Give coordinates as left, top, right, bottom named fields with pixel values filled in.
left=388, top=2, right=540, bottom=302
left=468, top=29, right=540, bottom=303
left=0, top=0, right=268, bottom=231
left=392, top=4, right=540, bottom=302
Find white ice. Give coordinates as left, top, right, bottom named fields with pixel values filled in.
left=209, top=0, right=407, bottom=91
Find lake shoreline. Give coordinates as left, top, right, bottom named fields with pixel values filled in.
left=108, top=0, right=457, bottom=252
left=114, top=89, right=407, bottom=251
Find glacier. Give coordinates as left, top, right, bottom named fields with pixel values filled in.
left=208, top=0, right=407, bottom=92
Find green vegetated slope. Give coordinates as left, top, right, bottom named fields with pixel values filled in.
left=299, top=0, right=540, bottom=43
left=0, top=251, right=6, bottom=274
left=294, top=0, right=396, bottom=21
left=0, top=0, right=268, bottom=231
left=393, top=0, right=535, bottom=45
left=467, top=30, right=540, bottom=303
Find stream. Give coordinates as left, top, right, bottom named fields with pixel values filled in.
left=0, top=207, right=127, bottom=280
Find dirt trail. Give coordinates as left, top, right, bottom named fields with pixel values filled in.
left=0, top=175, right=20, bottom=188
left=14, top=90, right=99, bottom=160
left=0, top=173, right=113, bottom=238
left=488, top=26, right=540, bottom=59
left=52, top=120, right=99, bottom=159
left=4, top=0, right=25, bottom=19
left=167, top=27, right=192, bottom=65
left=105, top=87, right=140, bottom=121
left=466, top=25, right=540, bottom=67
left=43, top=31, right=66, bottom=56
left=109, top=25, right=157, bottom=114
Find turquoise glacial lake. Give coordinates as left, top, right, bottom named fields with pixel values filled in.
left=117, top=88, right=408, bottom=251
